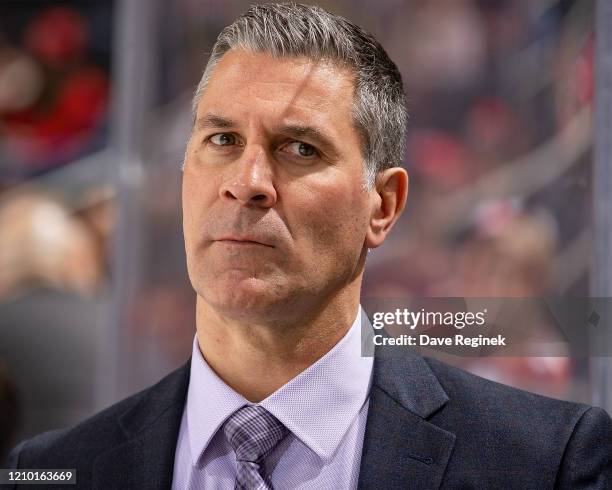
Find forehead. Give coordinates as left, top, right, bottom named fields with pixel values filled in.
left=196, top=49, right=356, bottom=131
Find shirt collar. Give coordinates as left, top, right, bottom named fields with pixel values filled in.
left=186, top=306, right=373, bottom=464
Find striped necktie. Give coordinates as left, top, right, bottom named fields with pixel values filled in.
left=223, top=405, right=289, bottom=490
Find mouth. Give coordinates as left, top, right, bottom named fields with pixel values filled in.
left=214, top=238, right=274, bottom=248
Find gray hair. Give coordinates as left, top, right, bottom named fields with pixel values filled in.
left=192, top=3, right=407, bottom=187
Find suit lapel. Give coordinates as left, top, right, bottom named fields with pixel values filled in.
left=92, top=360, right=191, bottom=490
left=358, top=349, right=456, bottom=490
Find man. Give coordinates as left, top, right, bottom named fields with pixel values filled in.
left=5, top=3, right=612, bottom=489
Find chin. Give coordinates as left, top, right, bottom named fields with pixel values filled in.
left=200, top=273, right=288, bottom=320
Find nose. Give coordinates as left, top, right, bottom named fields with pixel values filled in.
left=219, top=146, right=277, bottom=208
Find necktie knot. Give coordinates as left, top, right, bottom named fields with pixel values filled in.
left=223, top=405, right=288, bottom=464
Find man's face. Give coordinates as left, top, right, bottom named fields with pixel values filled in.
left=182, top=49, right=373, bottom=323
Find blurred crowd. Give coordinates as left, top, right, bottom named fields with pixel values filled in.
left=356, top=0, right=594, bottom=399
left=0, top=4, right=111, bottom=186
left=0, top=0, right=599, bottom=449
left=0, top=3, right=113, bottom=295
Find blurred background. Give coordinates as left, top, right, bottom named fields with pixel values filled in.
left=1, top=0, right=610, bottom=463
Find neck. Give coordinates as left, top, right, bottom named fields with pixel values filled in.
left=195, top=279, right=362, bottom=402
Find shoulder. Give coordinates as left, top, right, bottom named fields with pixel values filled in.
left=7, top=361, right=190, bottom=470
left=422, top=356, right=602, bottom=434
left=423, top=356, right=589, bottom=416
left=422, top=357, right=612, bottom=486
left=7, top=385, right=148, bottom=471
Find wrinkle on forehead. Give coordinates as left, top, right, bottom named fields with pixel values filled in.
left=200, top=49, right=355, bottom=116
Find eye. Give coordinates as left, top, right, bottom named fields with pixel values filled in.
left=209, top=133, right=236, bottom=146
left=284, top=141, right=318, bottom=158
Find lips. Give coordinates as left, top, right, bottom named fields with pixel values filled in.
left=214, top=236, right=274, bottom=247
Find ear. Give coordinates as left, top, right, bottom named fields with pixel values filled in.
left=365, top=167, right=409, bottom=249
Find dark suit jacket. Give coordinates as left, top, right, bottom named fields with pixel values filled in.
left=4, top=351, right=612, bottom=489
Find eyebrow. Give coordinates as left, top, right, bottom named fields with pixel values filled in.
left=196, top=113, right=237, bottom=131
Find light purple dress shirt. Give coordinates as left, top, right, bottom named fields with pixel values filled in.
left=171, top=307, right=374, bottom=489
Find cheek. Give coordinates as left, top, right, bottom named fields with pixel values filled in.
left=290, top=182, right=369, bottom=258
left=181, top=177, right=198, bottom=240
left=182, top=169, right=214, bottom=247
